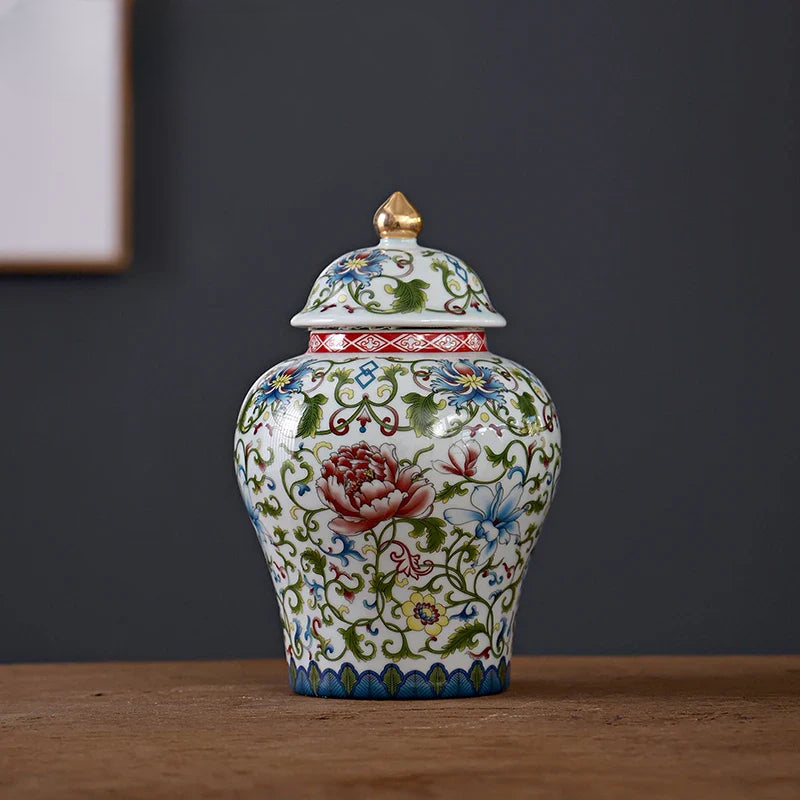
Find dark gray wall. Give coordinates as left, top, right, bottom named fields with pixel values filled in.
left=1, top=0, right=798, bottom=662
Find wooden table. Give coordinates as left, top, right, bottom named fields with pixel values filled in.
left=1, top=656, right=799, bottom=798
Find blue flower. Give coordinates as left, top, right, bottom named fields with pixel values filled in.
left=430, top=359, right=506, bottom=410
left=326, top=249, right=387, bottom=287
left=255, top=361, right=312, bottom=407
left=444, top=483, right=525, bottom=556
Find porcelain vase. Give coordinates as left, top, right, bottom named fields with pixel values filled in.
left=234, top=192, right=561, bottom=698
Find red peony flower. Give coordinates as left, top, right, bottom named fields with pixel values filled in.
left=316, top=442, right=435, bottom=536
left=432, top=440, right=481, bottom=477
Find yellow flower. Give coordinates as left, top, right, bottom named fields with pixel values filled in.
left=401, top=592, right=449, bottom=637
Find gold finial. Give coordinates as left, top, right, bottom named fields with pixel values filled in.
left=373, top=191, right=423, bottom=239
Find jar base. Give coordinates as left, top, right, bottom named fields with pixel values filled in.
left=288, top=657, right=510, bottom=700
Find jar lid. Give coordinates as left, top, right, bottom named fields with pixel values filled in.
left=290, top=192, right=506, bottom=329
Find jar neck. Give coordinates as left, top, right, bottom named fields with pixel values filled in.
left=306, top=329, right=488, bottom=355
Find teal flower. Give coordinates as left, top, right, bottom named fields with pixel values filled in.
left=430, top=360, right=505, bottom=410
left=326, top=249, right=387, bottom=287
left=444, top=483, right=525, bottom=556
left=255, top=361, right=311, bottom=407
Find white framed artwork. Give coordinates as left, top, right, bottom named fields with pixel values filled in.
left=0, top=0, right=132, bottom=272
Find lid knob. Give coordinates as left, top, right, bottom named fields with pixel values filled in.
left=373, top=191, right=423, bottom=240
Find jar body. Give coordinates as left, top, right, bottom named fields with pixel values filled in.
left=234, top=332, right=561, bottom=698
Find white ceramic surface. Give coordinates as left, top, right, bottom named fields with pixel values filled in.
left=235, top=195, right=561, bottom=699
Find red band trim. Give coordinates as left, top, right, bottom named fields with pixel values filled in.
left=307, top=330, right=488, bottom=354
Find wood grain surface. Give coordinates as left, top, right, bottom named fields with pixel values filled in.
left=1, top=656, right=799, bottom=799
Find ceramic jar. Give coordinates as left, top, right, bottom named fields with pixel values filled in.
left=235, top=192, right=561, bottom=698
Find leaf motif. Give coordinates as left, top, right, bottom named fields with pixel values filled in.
left=341, top=665, right=357, bottom=695
left=370, top=571, right=396, bottom=600
left=387, top=278, right=430, bottom=313
left=528, top=497, right=547, bottom=513
left=485, top=444, right=516, bottom=470
left=430, top=258, right=452, bottom=280
left=429, top=664, right=447, bottom=696
left=436, top=481, right=469, bottom=502
left=462, top=543, right=480, bottom=563
left=383, top=665, right=402, bottom=696
left=255, top=497, right=282, bottom=518
left=401, top=391, right=442, bottom=437
left=381, top=364, right=406, bottom=381
left=329, top=368, right=354, bottom=390
left=441, top=621, right=487, bottom=656
left=515, top=391, right=543, bottom=434
left=296, top=393, right=326, bottom=439
left=308, top=663, right=321, bottom=695
left=405, top=517, right=448, bottom=553
left=285, top=585, right=304, bottom=615
left=469, top=661, right=484, bottom=694
left=381, top=636, right=423, bottom=661
left=334, top=572, right=365, bottom=598
left=301, top=548, right=326, bottom=577
left=339, top=623, right=371, bottom=661
left=273, top=526, right=289, bottom=545
left=517, top=391, right=539, bottom=420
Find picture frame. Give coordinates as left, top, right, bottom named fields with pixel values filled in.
left=0, top=0, right=133, bottom=273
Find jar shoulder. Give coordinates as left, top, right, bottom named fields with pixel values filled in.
left=240, top=350, right=554, bottom=395
left=236, top=349, right=560, bottom=446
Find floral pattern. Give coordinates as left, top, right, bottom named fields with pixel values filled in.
left=325, top=249, right=387, bottom=288
left=402, top=593, right=449, bottom=637
left=294, top=243, right=502, bottom=323
left=316, top=442, right=435, bottom=535
left=254, top=361, right=312, bottom=408
left=433, top=440, right=480, bottom=477
left=235, top=348, right=561, bottom=697
left=445, top=483, right=526, bottom=557
left=430, top=359, right=506, bottom=409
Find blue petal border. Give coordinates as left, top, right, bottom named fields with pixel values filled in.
left=288, top=657, right=510, bottom=700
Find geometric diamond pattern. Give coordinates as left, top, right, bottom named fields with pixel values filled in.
left=306, top=330, right=487, bottom=355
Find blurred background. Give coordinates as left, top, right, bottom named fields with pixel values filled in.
left=1, top=0, right=798, bottom=662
